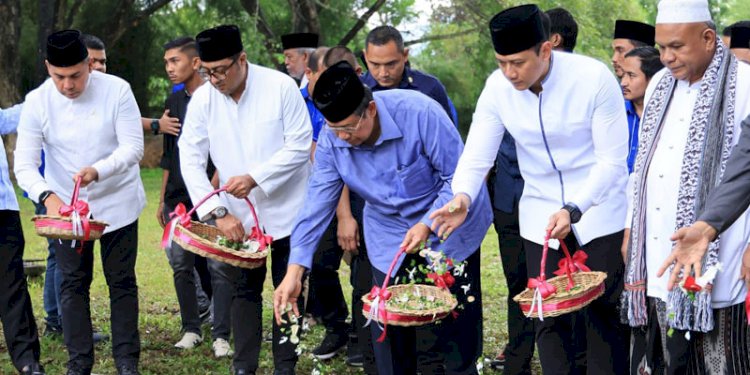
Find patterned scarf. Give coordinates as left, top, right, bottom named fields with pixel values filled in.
left=621, top=39, right=738, bottom=333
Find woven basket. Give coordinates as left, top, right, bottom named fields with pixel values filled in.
left=32, top=178, right=108, bottom=241
left=163, top=188, right=270, bottom=270
left=513, top=232, right=607, bottom=319
left=362, top=248, right=458, bottom=338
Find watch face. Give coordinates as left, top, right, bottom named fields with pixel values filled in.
left=214, top=207, right=228, bottom=218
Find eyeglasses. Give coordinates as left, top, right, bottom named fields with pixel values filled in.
left=324, top=114, right=365, bottom=134
left=198, top=57, right=238, bottom=81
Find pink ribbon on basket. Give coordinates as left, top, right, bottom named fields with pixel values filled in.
left=58, top=178, right=92, bottom=252
left=364, top=247, right=407, bottom=343
left=161, top=203, right=192, bottom=250
left=553, top=250, right=591, bottom=291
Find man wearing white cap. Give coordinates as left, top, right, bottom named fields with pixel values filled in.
left=620, top=0, right=750, bottom=373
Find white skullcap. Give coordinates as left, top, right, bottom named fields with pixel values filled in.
left=656, top=0, right=712, bottom=24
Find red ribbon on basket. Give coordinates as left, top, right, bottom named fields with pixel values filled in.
left=553, top=250, right=591, bottom=291
left=746, top=291, right=750, bottom=325
left=162, top=203, right=192, bottom=250
left=364, top=247, right=407, bottom=343
left=527, top=276, right=557, bottom=298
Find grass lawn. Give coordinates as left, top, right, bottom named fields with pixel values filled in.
left=0, top=168, right=540, bottom=374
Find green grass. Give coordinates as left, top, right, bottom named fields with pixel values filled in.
left=0, top=168, right=539, bottom=374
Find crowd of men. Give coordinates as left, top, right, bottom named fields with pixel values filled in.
left=2, top=0, right=750, bottom=374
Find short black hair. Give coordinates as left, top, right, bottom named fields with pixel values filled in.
left=624, top=46, right=663, bottom=80
left=629, top=39, right=649, bottom=49
left=307, top=46, right=330, bottom=73
left=80, top=34, right=105, bottom=50
left=323, top=46, right=358, bottom=70
left=365, top=26, right=404, bottom=52
left=163, top=36, right=198, bottom=57
left=546, top=7, right=578, bottom=52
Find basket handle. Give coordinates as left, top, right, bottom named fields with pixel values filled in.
left=183, top=187, right=263, bottom=234
left=381, top=247, right=407, bottom=291
left=70, top=176, right=82, bottom=205
left=541, top=231, right=576, bottom=290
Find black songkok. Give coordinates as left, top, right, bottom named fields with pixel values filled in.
left=730, top=26, right=750, bottom=49
left=281, top=33, right=319, bottom=50
left=196, top=25, right=243, bottom=62
left=489, top=4, right=548, bottom=55
left=46, top=30, right=88, bottom=67
left=613, top=20, right=655, bottom=46
left=313, top=61, right=364, bottom=123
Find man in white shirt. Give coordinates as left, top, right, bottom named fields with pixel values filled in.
left=620, top=1, right=750, bottom=373
left=178, top=25, right=311, bottom=375
left=430, top=4, right=630, bottom=374
left=14, top=29, right=146, bottom=375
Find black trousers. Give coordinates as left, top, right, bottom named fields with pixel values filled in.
left=164, top=204, right=228, bottom=338
left=55, top=220, right=140, bottom=371
left=524, top=230, right=629, bottom=375
left=209, top=237, right=303, bottom=372
left=371, top=249, right=483, bottom=375
left=0, top=210, right=41, bottom=372
left=492, top=208, right=535, bottom=375
left=350, top=238, right=377, bottom=374
left=307, top=217, right=349, bottom=335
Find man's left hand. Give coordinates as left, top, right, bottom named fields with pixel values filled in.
left=658, top=222, right=716, bottom=290
left=74, top=167, right=99, bottom=187
left=400, top=222, right=432, bottom=254
left=547, top=209, right=571, bottom=239
left=224, top=174, right=256, bottom=198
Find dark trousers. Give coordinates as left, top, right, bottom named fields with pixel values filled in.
left=350, top=240, right=377, bottom=374
left=0, top=210, right=41, bottom=372
left=524, top=230, right=629, bottom=375
left=55, top=220, right=140, bottom=370
left=492, top=208, right=535, bottom=375
left=164, top=205, right=227, bottom=338
left=307, top=217, right=349, bottom=335
left=35, top=203, right=63, bottom=330
left=209, top=237, right=303, bottom=372
left=371, top=249, right=483, bottom=375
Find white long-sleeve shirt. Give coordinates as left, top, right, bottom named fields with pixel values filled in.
left=452, top=51, right=629, bottom=247
left=14, top=71, right=146, bottom=232
left=631, top=64, right=750, bottom=307
left=179, top=62, right=312, bottom=239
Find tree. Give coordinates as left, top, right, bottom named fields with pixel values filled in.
left=0, top=0, right=22, bottom=176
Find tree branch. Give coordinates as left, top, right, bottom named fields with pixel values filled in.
left=337, top=0, right=387, bottom=46
left=65, top=0, right=87, bottom=29
left=240, top=0, right=282, bottom=68
left=404, top=27, right=481, bottom=47
left=110, top=0, right=173, bottom=46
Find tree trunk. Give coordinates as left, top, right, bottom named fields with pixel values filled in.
left=0, top=0, right=22, bottom=179
left=288, top=0, right=321, bottom=34
left=36, top=0, right=59, bottom=86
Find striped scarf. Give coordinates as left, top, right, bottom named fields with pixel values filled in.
left=621, top=39, right=738, bottom=333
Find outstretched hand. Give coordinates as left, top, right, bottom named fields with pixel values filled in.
left=657, top=222, right=716, bottom=290
left=429, top=194, right=471, bottom=240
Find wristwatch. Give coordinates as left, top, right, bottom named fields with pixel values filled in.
left=562, top=203, right=582, bottom=224
left=211, top=206, right=228, bottom=220
left=150, top=119, right=159, bottom=135
left=38, top=190, right=55, bottom=205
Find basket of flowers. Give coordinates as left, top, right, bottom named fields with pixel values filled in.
left=513, top=230, right=607, bottom=319
left=162, top=188, right=271, bottom=269
left=362, top=247, right=459, bottom=342
left=32, top=177, right=108, bottom=241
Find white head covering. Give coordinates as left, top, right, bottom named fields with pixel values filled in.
left=656, top=0, right=712, bottom=24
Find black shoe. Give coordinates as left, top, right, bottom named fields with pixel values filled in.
left=93, top=331, right=110, bottom=344
left=273, top=369, right=295, bottom=375
left=43, top=323, right=63, bottom=337
left=231, top=368, right=255, bottom=375
left=346, top=333, right=363, bottom=367
left=65, top=366, right=91, bottom=375
left=21, top=362, right=45, bottom=375
left=489, top=348, right=506, bottom=370
left=312, top=332, right=348, bottom=360
left=116, top=363, right=139, bottom=375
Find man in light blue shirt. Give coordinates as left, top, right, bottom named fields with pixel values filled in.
left=0, top=104, right=45, bottom=375
left=274, top=62, right=492, bottom=375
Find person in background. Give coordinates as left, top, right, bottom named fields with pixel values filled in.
left=362, top=26, right=458, bottom=126
left=611, top=20, right=656, bottom=79
left=620, top=46, right=664, bottom=175
left=729, top=24, right=750, bottom=63
left=282, top=32, right=319, bottom=88
left=545, top=7, right=578, bottom=52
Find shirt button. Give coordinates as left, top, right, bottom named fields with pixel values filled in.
left=659, top=174, right=664, bottom=178
left=653, top=236, right=658, bottom=240
left=669, top=145, right=674, bottom=150
left=655, top=207, right=660, bottom=211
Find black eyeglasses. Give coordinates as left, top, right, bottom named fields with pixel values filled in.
left=198, top=57, right=239, bottom=81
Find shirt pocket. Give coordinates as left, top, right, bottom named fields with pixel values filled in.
left=396, top=156, right=437, bottom=198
